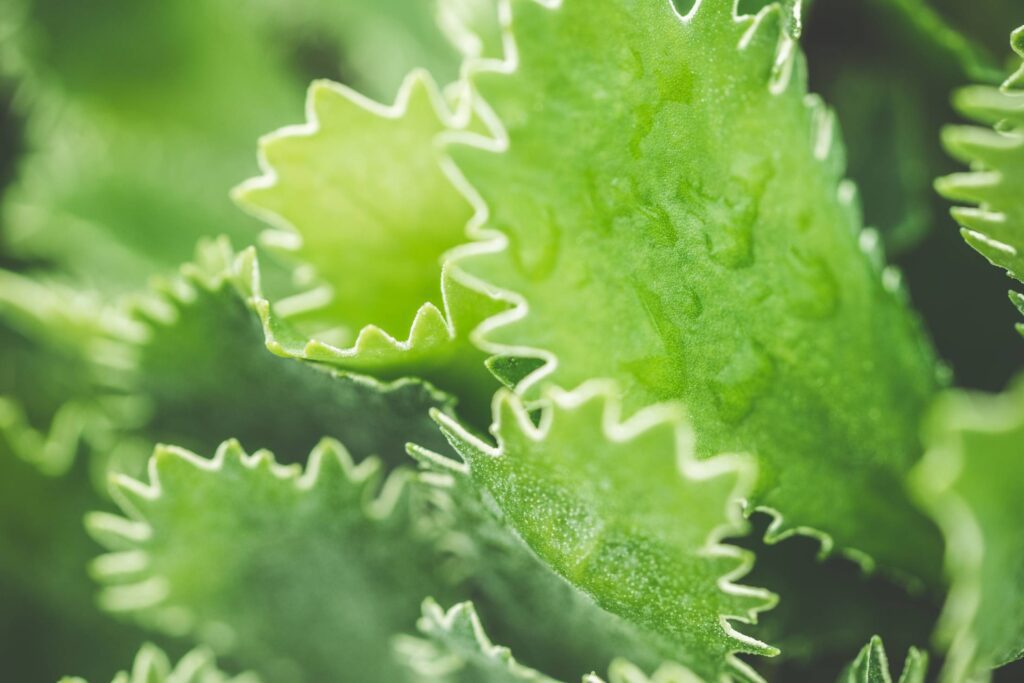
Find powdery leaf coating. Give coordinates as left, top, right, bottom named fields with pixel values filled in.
left=936, top=27, right=1024, bottom=335
left=233, top=73, right=501, bottom=404
left=836, top=636, right=928, bottom=683
left=447, top=0, right=942, bottom=581
left=434, top=380, right=776, bottom=680
left=60, top=643, right=257, bottom=683
left=88, top=439, right=447, bottom=683
left=910, top=377, right=1024, bottom=682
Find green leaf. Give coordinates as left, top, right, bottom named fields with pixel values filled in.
left=126, top=238, right=453, bottom=466
left=89, top=438, right=448, bottom=683
left=398, top=599, right=711, bottom=683
left=232, top=73, right=501, bottom=411
left=432, top=381, right=776, bottom=680
left=737, top=516, right=938, bottom=666
left=937, top=26, right=1024, bottom=336
left=0, top=240, right=453, bottom=679
left=398, top=599, right=562, bottom=682
left=909, top=378, right=1024, bottom=682
left=61, top=642, right=256, bottom=683
left=449, top=0, right=942, bottom=581
left=836, top=636, right=928, bottom=683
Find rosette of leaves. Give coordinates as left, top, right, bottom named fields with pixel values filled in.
left=5, top=1, right=1024, bottom=683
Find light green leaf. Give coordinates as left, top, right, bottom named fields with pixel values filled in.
left=937, top=26, right=1024, bottom=335
left=89, top=438, right=449, bottom=683
left=432, top=380, right=776, bottom=680
left=448, top=0, right=942, bottom=581
left=836, top=636, right=928, bottom=683
left=2, top=0, right=467, bottom=294
left=232, top=73, right=501, bottom=410
left=60, top=642, right=256, bottom=683
left=910, top=378, right=1024, bottom=682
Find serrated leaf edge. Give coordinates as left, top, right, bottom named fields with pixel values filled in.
left=229, top=71, right=478, bottom=370
left=86, top=436, right=415, bottom=626
left=436, top=0, right=918, bottom=581
left=426, top=379, right=779, bottom=678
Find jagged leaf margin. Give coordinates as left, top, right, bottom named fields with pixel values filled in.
left=397, top=599, right=714, bottom=683
left=88, top=438, right=448, bottom=683
left=119, top=237, right=454, bottom=467
left=442, top=0, right=943, bottom=583
left=232, top=71, right=501, bottom=404
left=424, top=380, right=777, bottom=680
left=936, top=26, right=1024, bottom=334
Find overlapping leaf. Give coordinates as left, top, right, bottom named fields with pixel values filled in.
left=89, top=438, right=448, bottom=683
left=910, top=377, right=1024, bottom=682
left=0, top=269, right=136, bottom=475
left=431, top=381, right=776, bottom=680
left=124, top=238, right=453, bottom=466
left=446, top=0, right=942, bottom=581
left=0, top=239, right=453, bottom=679
left=233, top=72, right=501, bottom=415
left=61, top=642, right=256, bottom=683
left=937, top=27, right=1024, bottom=334
left=0, top=271, right=152, bottom=681
left=0, top=0, right=310, bottom=291
left=398, top=599, right=563, bottom=682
